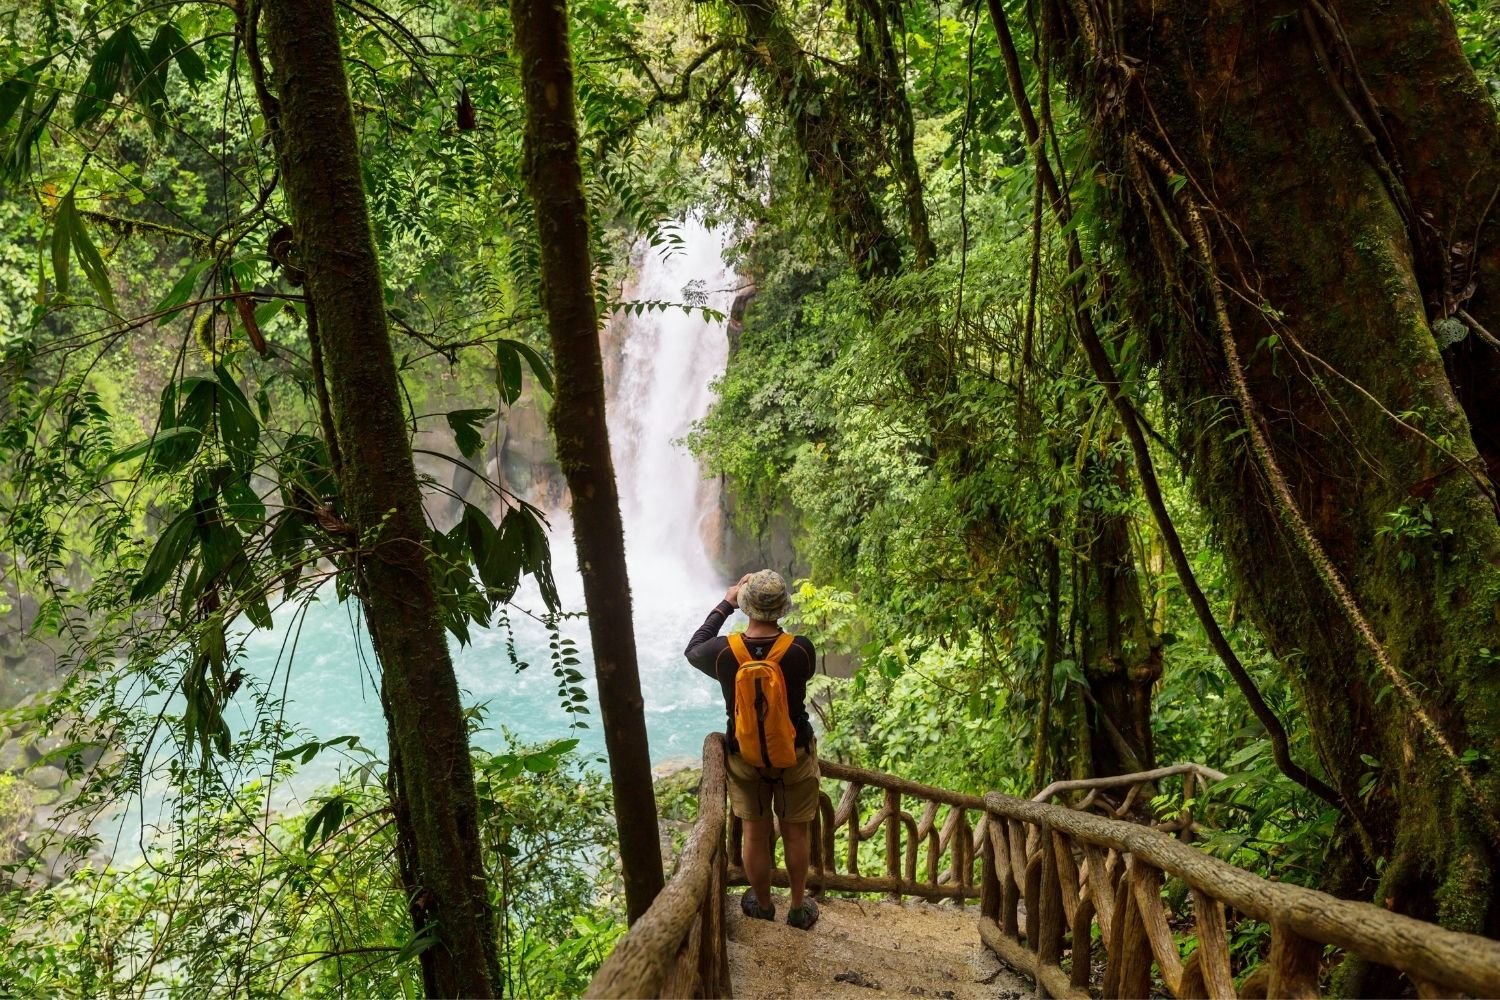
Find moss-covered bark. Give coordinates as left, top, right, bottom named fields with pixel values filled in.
left=1046, top=0, right=1500, bottom=941
left=511, top=0, right=664, bottom=925
left=1078, top=452, right=1158, bottom=779
left=258, top=2, right=500, bottom=994
left=729, top=0, right=905, bottom=284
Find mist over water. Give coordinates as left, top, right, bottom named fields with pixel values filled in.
left=242, top=221, right=739, bottom=791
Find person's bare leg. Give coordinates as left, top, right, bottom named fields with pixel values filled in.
left=783, top=820, right=810, bottom=910
left=742, top=817, right=773, bottom=911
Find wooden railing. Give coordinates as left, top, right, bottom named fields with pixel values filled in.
left=976, top=790, right=1500, bottom=998
left=1031, top=762, right=1227, bottom=839
left=587, top=741, right=1500, bottom=999
left=586, top=733, right=731, bottom=999
left=727, top=758, right=986, bottom=902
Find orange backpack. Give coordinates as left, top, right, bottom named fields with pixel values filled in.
left=728, top=632, right=799, bottom=770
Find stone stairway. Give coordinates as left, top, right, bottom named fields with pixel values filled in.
left=726, top=893, right=1029, bottom=999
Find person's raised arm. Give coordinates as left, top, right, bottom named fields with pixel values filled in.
left=684, top=575, right=750, bottom=675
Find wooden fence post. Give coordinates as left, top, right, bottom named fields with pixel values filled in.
left=1267, top=920, right=1321, bottom=999
left=981, top=822, right=1000, bottom=921
left=885, top=788, right=901, bottom=901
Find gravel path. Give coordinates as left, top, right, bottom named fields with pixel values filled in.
left=726, top=893, right=1030, bottom=999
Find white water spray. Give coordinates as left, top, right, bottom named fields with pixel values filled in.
left=608, top=219, right=735, bottom=592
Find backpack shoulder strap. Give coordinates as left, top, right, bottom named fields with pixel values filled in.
left=764, top=632, right=796, bottom=665
left=727, top=632, right=753, bottom=666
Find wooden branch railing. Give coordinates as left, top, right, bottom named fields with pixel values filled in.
left=1033, top=762, right=1227, bottom=838
left=588, top=745, right=1500, bottom=999
left=587, top=733, right=731, bottom=999
left=977, top=789, right=1500, bottom=998
left=726, top=758, right=986, bottom=903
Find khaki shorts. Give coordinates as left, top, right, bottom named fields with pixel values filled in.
left=728, top=745, right=821, bottom=823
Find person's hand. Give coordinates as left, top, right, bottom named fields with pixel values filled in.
left=725, top=573, right=751, bottom=604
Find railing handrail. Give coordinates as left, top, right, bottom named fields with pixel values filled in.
left=586, top=734, right=728, bottom=999
left=818, top=758, right=987, bottom=810
left=983, top=788, right=1500, bottom=997
left=586, top=746, right=1500, bottom=998
left=1031, top=761, right=1225, bottom=803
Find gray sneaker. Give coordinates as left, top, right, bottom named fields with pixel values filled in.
left=740, top=889, right=774, bottom=921
left=786, top=897, right=819, bottom=930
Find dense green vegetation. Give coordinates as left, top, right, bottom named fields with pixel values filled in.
left=2, top=0, right=1500, bottom=995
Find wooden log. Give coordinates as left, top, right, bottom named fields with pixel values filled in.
left=847, top=784, right=863, bottom=876
left=1179, top=950, right=1208, bottom=999
left=958, top=811, right=974, bottom=893
left=983, top=791, right=1500, bottom=998
left=832, top=780, right=860, bottom=826
left=990, top=817, right=1020, bottom=937
left=1130, top=859, right=1185, bottom=994
left=885, top=788, right=901, bottom=900
left=981, top=829, right=1001, bottom=921
left=858, top=804, right=891, bottom=841
left=927, top=827, right=940, bottom=886
left=1101, top=861, right=1137, bottom=998
left=661, top=911, right=702, bottom=998
left=1032, top=762, right=1226, bottom=804
left=979, top=915, right=1091, bottom=1000
left=727, top=863, right=977, bottom=900
left=1024, top=850, right=1042, bottom=949
left=1238, top=965, right=1270, bottom=1000
left=1008, top=819, right=1030, bottom=897
left=1037, top=822, right=1065, bottom=966
left=902, top=810, right=919, bottom=883
left=1267, top=919, right=1321, bottom=999
left=1112, top=865, right=1155, bottom=1000
left=819, top=791, right=837, bottom=872
left=1070, top=894, right=1096, bottom=993
left=698, top=831, right=728, bottom=999
left=1190, top=888, right=1235, bottom=1000
left=588, top=735, right=729, bottom=999
left=1053, top=828, right=1081, bottom=928
left=1082, top=843, right=1116, bottom=944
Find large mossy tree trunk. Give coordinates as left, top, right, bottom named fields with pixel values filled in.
left=260, top=2, right=501, bottom=994
left=1078, top=451, right=1158, bottom=779
left=1045, top=0, right=1500, bottom=939
left=511, top=0, right=664, bottom=924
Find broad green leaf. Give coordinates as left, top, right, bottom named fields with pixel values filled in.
left=499, top=339, right=554, bottom=395
left=70, top=210, right=117, bottom=314
left=131, top=508, right=198, bottom=600
left=445, top=408, right=491, bottom=460
left=51, top=190, right=72, bottom=296
left=153, top=260, right=213, bottom=318
left=148, top=22, right=205, bottom=89
left=0, top=78, right=29, bottom=136
left=496, top=342, right=523, bottom=405
left=106, top=426, right=202, bottom=467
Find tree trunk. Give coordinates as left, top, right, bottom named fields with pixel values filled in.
left=1077, top=451, right=1158, bottom=778
left=1044, top=0, right=1500, bottom=937
left=259, top=1, right=501, bottom=994
left=854, top=0, right=936, bottom=269
left=511, top=0, right=665, bottom=924
left=730, top=0, right=905, bottom=283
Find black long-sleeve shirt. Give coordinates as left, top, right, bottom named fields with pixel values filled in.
left=685, top=600, right=816, bottom=754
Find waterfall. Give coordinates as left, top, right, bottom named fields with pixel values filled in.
left=201, top=220, right=741, bottom=815
left=606, top=219, right=734, bottom=593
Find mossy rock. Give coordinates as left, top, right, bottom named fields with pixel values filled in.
left=0, top=740, right=26, bottom=773
left=26, top=765, right=64, bottom=790
left=30, top=788, right=60, bottom=807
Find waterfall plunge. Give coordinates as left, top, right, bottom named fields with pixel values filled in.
left=607, top=220, right=735, bottom=595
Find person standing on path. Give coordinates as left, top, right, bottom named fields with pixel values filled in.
left=685, top=569, right=821, bottom=930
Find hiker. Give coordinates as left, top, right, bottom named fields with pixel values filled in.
left=685, top=569, right=821, bottom=930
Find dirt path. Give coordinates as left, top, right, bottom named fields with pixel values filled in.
left=726, top=892, right=1030, bottom=999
